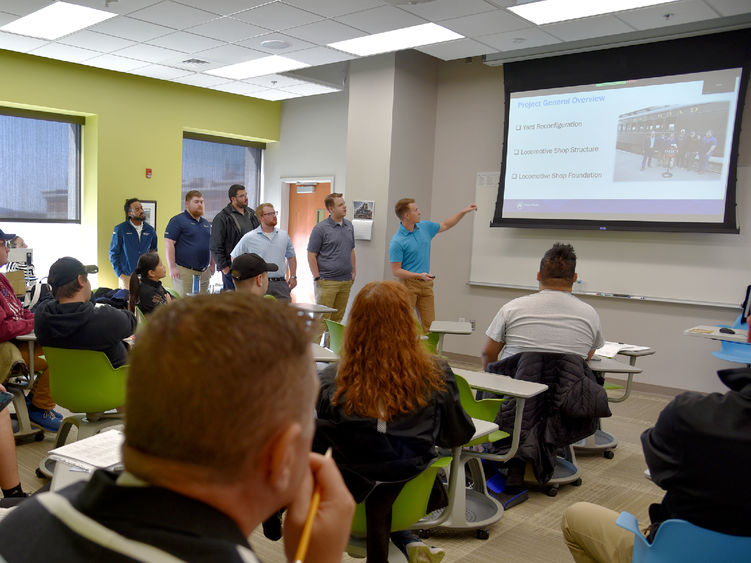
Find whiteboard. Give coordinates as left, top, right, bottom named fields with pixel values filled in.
left=469, top=171, right=751, bottom=308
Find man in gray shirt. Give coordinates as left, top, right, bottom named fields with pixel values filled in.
left=482, top=243, right=603, bottom=369
left=307, top=193, right=355, bottom=342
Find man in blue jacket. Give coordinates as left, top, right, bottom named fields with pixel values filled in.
left=109, top=198, right=157, bottom=289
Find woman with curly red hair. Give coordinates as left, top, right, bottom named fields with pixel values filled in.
left=314, top=280, right=474, bottom=563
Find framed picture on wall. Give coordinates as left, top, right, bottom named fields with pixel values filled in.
left=141, top=200, right=157, bottom=230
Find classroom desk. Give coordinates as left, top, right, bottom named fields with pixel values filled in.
left=429, top=321, right=472, bottom=355
left=311, top=343, right=338, bottom=363
left=8, top=331, right=44, bottom=443
left=684, top=325, right=748, bottom=343
left=293, top=303, right=337, bottom=315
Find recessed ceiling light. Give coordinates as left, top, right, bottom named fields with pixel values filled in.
left=206, top=55, right=310, bottom=80
left=1, top=1, right=117, bottom=40
left=508, top=0, right=679, bottom=25
left=328, top=23, right=463, bottom=57
left=260, top=39, right=291, bottom=50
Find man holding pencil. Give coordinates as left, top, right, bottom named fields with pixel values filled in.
left=0, top=293, right=354, bottom=562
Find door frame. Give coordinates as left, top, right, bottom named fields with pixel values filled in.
left=280, top=176, right=335, bottom=230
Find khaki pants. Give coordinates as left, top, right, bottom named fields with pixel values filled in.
left=175, top=265, right=211, bottom=296
left=401, top=278, right=435, bottom=334
left=314, top=279, right=353, bottom=342
left=561, top=502, right=638, bottom=563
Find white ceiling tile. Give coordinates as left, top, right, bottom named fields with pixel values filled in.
left=187, top=16, right=267, bottom=41
left=114, top=43, right=186, bottom=63
left=252, top=89, right=303, bottom=101
left=193, top=43, right=267, bottom=64
left=244, top=73, right=307, bottom=88
left=172, top=73, right=231, bottom=87
left=0, top=1, right=55, bottom=17
left=210, top=81, right=269, bottom=95
left=283, top=45, right=356, bottom=65
left=478, top=26, right=561, bottom=51
left=416, top=38, right=495, bottom=60
left=617, top=0, right=720, bottom=30
left=440, top=9, right=531, bottom=37
left=399, top=0, right=498, bottom=22
left=175, top=0, right=270, bottom=16
left=0, top=30, right=47, bottom=52
left=284, top=19, right=364, bottom=44
left=67, top=0, right=162, bottom=16
left=233, top=2, right=324, bottom=31
left=703, top=0, right=751, bottom=17
left=543, top=15, right=635, bottom=42
left=237, top=32, right=316, bottom=54
left=334, top=6, right=426, bottom=34
left=58, top=30, right=136, bottom=52
left=284, top=0, right=383, bottom=18
left=84, top=53, right=150, bottom=72
left=130, top=63, right=192, bottom=79
left=90, top=16, right=174, bottom=42
left=0, top=12, right=19, bottom=26
left=30, top=42, right=101, bottom=63
left=147, top=31, right=224, bottom=53
left=129, top=1, right=218, bottom=29
left=281, top=82, right=339, bottom=95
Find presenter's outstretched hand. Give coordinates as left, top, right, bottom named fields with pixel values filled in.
left=283, top=451, right=354, bottom=563
left=464, top=203, right=478, bottom=213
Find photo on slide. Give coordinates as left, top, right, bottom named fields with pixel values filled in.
left=612, top=101, right=730, bottom=182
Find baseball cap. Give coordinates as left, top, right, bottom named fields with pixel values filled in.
left=0, top=229, right=16, bottom=242
left=48, top=257, right=99, bottom=289
left=230, top=253, right=278, bottom=281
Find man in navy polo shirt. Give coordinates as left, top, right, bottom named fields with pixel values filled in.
left=109, top=198, right=158, bottom=289
left=164, top=190, right=215, bottom=296
left=389, top=198, right=477, bottom=333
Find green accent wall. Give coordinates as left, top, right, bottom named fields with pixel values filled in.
left=0, top=49, right=280, bottom=288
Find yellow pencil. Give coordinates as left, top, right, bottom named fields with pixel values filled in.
left=294, top=448, right=333, bottom=563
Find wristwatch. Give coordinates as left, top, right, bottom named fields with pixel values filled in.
left=290, top=276, right=297, bottom=279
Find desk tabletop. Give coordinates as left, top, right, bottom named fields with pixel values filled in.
left=684, top=325, right=748, bottom=343
left=452, top=368, right=548, bottom=398
left=430, top=321, right=473, bottom=335
left=311, top=343, right=338, bottom=362
left=588, top=356, right=642, bottom=374
left=470, top=418, right=498, bottom=442
left=16, top=332, right=36, bottom=341
left=294, top=303, right=337, bottom=314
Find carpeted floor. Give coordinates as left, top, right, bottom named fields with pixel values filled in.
left=13, top=355, right=673, bottom=562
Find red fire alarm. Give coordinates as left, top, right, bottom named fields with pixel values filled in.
left=146, top=168, right=152, bottom=179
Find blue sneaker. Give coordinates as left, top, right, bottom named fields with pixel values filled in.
left=26, top=394, right=62, bottom=420
left=28, top=405, right=61, bottom=433
left=51, top=409, right=63, bottom=420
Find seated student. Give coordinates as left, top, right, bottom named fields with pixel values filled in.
left=230, top=252, right=278, bottom=297
left=0, top=384, right=28, bottom=504
left=0, top=229, right=55, bottom=431
left=5, top=235, right=35, bottom=284
left=127, top=251, right=172, bottom=315
left=35, top=257, right=136, bottom=369
left=314, top=281, right=475, bottom=563
left=561, top=366, right=751, bottom=562
left=0, top=293, right=355, bottom=562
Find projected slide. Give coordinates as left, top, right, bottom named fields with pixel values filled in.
left=501, top=68, right=742, bottom=225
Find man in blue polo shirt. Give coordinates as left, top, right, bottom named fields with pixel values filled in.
left=389, top=198, right=477, bottom=333
left=109, top=198, right=158, bottom=289
left=164, top=190, right=214, bottom=296
left=231, top=203, right=297, bottom=302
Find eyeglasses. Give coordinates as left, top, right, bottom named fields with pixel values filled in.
left=263, top=211, right=278, bottom=217
left=1, top=241, right=9, bottom=249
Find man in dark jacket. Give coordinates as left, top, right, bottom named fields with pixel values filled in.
left=561, top=366, right=751, bottom=562
left=35, top=257, right=136, bottom=369
left=210, top=184, right=260, bottom=291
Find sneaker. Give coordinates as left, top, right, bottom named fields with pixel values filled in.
left=28, top=405, right=61, bottom=433
left=51, top=409, right=63, bottom=420
left=405, top=542, right=445, bottom=563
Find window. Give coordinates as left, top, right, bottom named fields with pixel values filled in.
left=0, top=109, right=83, bottom=222
left=181, top=133, right=263, bottom=222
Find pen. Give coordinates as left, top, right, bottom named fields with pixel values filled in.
left=294, top=447, right=333, bottom=563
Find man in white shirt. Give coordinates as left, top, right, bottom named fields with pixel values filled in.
left=482, top=243, right=603, bottom=369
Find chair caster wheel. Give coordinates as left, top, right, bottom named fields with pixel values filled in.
left=603, top=450, right=615, bottom=459
left=572, top=478, right=582, bottom=487
left=417, top=529, right=431, bottom=539
left=34, top=431, right=44, bottom=442
left=546, top=485, right=559, bottom=497
left=476, top=529, right=490, bottom=540
left=35, top=468, right=46, bottom=479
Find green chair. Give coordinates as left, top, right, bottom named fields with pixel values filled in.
left=134, top=306, right=146, bottom=330
left=421, top=332, right=441, bottom=356
left=453, top=372, right=507, bottom=446
left=165, top=287, right=180, bottom=300
left=324, top=319, right=345, bottom=355
left=347, top=457, right=451, bottom=560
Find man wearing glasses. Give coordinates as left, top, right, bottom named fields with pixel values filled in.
left=231, top=203, right=297, bottom=302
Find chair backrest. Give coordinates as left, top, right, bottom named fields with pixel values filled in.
left=350, top=457, right=450, bottom=535
left=421, top=332, right=440, bottom=355
left=165, top=287, right=180, bottom=300
left=616, top=511, right=751, bottom=563
left=43, top=347, right=127, bottom=414
left=324, top=319, right=345, bottom=355
left=453, top=372, right=505, bottom=422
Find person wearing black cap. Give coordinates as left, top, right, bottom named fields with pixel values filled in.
left=34, top=257, right=136, bottom=372
left=0, top=229, right=58, bottom=432
left=230, top=253, right=278, bottom=298
left=562, top=366, right=751, bottom=562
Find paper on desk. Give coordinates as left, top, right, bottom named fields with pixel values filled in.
left=596, top=341, right=650, bottom=358
left=49, top=428, right=124, bottom=472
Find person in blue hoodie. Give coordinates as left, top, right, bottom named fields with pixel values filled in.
left=109, top=198, right=157, bottom=289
